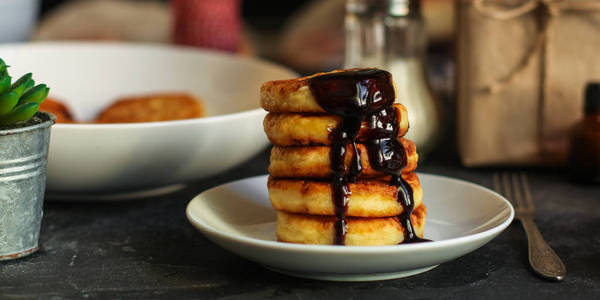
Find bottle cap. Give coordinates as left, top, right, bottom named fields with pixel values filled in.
left=389, top=0, right=421, bottom=16
left=585, top=82, right=600, bottom=113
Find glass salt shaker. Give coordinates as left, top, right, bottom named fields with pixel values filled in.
left=344, top=0, right=440, bottom=157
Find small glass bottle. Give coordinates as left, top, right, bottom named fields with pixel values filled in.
left=344, top=0, right=440, bottom=157
left=568, top=82, right=600, bottom=183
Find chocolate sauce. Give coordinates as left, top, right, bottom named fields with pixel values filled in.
left=308, top=69, right=429, bottom=245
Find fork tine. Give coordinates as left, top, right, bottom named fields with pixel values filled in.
left=502, top=172, right=513, bottom=205
left=511, top=173, right=525, bottom=208
left=520, top=173, right=535, bottom=210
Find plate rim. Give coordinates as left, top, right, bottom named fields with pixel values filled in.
left=186, top=173, right=515, bottom=254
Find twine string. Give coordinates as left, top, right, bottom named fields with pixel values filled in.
left=472, top=0, right=600, bottom=94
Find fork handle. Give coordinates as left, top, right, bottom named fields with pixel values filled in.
left=521, top=217, right=566, bottom=281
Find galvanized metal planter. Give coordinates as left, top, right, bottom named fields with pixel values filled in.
left=0, top=112, right=54, bottom=260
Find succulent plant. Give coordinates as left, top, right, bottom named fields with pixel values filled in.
left=0, top=58, right=49, bottom=126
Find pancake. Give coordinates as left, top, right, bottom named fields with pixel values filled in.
left=268, top=172, right=422, bottom=217
left=261, top=68, right=395, bottom=113
left=269, top=138, right=417, bottom=179
left=264, top=68, right=426, bottom=246
left=276, top=204, right=426, bottom=246
left=95, top=93, right=204, bottom=123
left=40, top=97, right=75, bottom=123
left=263, top=103, right=409, bottom=146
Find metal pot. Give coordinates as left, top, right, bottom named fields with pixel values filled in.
left=0, top=112, right=54, bottom=260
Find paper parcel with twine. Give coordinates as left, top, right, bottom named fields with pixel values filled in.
left=457, top=0, right=600, bottom=166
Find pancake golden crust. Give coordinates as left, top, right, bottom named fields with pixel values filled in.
left=276, top=204, right=426, bottom=246
left=264, top=104, right=409, bottom=146
left=269, top=138, right=418, bottom=179
left=260, top=68, right=391, bottom=113
left=95, top=93, right=204, bottom=123
left=268, top=172, right=422, bottom=217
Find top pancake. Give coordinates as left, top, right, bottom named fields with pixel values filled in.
left=260, top=69, right=396, bottom=113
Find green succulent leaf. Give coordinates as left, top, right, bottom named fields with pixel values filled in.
left=0, top=75, right=11, bottom=94
left=0, top=91, right=19, bottom=115
left=0, top=58, right=7, bottom=76
left=0, top=102, right=39, bottom=126
left=19, top=84, right=49, bottom=105
left=11, top=73, right=34, bottom=97
left=0, top=59, right=49, bottom=126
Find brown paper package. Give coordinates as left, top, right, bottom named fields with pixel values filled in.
left=456, top=0, right=600, bottom=166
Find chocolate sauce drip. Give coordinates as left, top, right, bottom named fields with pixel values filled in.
left=328, top=120, right=361, bottom=245
left=365, top=121, right=429, bottom=243
left=308, top=68, right=428, bottom=245
left=364, top=106, right=397, bottom=140
left=391, top=174, right=431, bottom=243
left=329, top=125, right=352, bottom=245
left=332, top=176, right=350, bottom=245
left=364, top=107, right=406, bottom=174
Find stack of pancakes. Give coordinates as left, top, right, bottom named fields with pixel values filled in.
left=260, top=69, right=426, bottom=246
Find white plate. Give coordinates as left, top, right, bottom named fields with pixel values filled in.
left=186, top=173, right=514, bottom=281
left=0, top=42, right=297, bottom=197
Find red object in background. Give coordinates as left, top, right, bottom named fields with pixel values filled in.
left=172, top=0, right=241, bottom=52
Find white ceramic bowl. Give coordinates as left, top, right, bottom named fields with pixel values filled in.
left=0, top=42, right=296, bottom=197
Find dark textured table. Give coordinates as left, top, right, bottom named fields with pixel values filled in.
left=1, top=147, right=599, bottom=300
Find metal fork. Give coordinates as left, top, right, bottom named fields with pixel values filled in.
left=493, top=172, right=566, bottom=281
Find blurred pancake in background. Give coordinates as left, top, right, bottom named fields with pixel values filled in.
left=40, top=93, right=206, bottom=124
left=95, top=93, right=205, bottom=123
left=40, top=97, right=75, bottom=123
